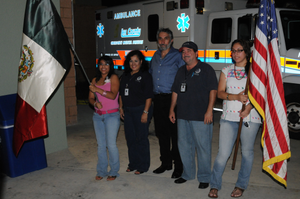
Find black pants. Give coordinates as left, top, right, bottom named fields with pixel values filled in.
left=153, top=94, right=182, bottom=171
left=124, top=105, right=153, bottom=172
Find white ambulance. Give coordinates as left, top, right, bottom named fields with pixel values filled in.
left=95, top=0, right=300, bottom=138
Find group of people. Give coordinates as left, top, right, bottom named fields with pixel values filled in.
left=88, top=28, right=261, bottom=198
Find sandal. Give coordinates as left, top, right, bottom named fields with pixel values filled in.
left=231, top=187, right=244, bottom=198
left=126, top=167, right=135, bottom=172
left=208, top=188, right=218, bottom=198
left=134, top=170, right=144, bottom=175
left=95, top=176, right=103, bottom=180
left=107, top=176, right=117, bottom=181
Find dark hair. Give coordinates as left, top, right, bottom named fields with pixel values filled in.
left=123, top=50, right=149, bottom=74
left=156, top=28, right=174, bottom=41
left=95, top=56, right=115, bottom=82
left=231, top=39, right=251, bottom=75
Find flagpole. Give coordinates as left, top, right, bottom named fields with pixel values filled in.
left=69, top=40, right=91, bottom=84
left=68, top=40, right=100, bottom=103
left=231, top=64, right=251, bottom=170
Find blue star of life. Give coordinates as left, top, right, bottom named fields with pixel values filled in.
left=177, top=13, right=190, bottom=33
left=97, top=23, right=104, bottom=38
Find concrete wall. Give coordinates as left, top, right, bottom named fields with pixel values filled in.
left=0, top=0, right=68, bottom=154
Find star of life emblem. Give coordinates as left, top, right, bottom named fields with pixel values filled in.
left=18, top=45, right=34, bottom=82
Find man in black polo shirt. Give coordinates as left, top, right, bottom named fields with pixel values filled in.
left=169, top=41, right=218, bottom=189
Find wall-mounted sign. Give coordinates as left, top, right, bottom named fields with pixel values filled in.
left=114, top=9, right=141, bottom=20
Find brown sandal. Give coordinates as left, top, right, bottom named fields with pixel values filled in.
left=126, top=167, right=134, bottom=172
left=231, top=187, right=244, bottom=198
left=208, top=188, right=218, bottom=198
left=134, top=170, right=144, bottom=175
left=107, top=176, right=117, bottom=181
left=95, top=176, right=103, bottom=180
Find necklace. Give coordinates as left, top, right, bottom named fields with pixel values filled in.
left=234, top=65, right=246, bottom=80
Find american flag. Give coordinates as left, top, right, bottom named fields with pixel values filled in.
left=248, top=0, right=291, bottom=187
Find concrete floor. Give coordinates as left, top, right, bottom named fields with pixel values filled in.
left=1, top=104, right=300, bottom=199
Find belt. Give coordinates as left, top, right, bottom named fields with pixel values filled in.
left=96, top=108, right=119, bottom=116
left=154, top=93, right=171, bottom=96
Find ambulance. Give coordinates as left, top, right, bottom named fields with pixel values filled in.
left=95, top=0, right=300, bottom=138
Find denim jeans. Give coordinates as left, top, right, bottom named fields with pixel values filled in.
left=124, top=105, right=153, bottom=172
left=210, top=119, right=261, bottom=190
left=177, top=119, right=213, bottom=182
left=93, top=111, right=120, bottom=177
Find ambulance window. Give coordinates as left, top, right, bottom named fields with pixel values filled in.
left=96, top=13, right=101, bottom=20
left=211, top=18, right=232, bottom=43
left=107, top=11, right=113, bottom=19
left=148, top=14, right=159, bottom=42
left=238, top=16, right=251, bottom=41
left=280, top=11, right=300, bottom=50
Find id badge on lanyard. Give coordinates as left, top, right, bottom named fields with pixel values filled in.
left=180, top=82, right=187, bottom=93
left=125, top=82, right=130, bottom=96
left=125, top=88, right=129, bottom=96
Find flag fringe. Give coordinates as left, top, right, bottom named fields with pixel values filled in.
left=249, top=91, right=291, bottom=188
left=248, top=91, right=266, bottom=146
left=263, top=151, right=291, bottom=168
left=263, top=165, right=287, bottom=187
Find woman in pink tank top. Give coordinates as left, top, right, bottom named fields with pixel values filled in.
left=89, top=56, right=120, bottom=181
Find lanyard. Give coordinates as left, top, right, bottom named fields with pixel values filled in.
left=125, top=73, right=138, bottom=88
left=184, top=67, right=195, bottom=82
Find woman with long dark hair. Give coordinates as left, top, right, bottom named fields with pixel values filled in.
left=89, top=56, right=120, bottom=181
left=208, top=40, right=261, bottom=198
left=119, top=50, right=154, bottom=175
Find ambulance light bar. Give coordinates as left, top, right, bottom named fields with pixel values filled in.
left=246, top=0, right=261, bottom=8
left=167, top=1, right=178, bottom=11
left=180, top=0, right=189, bottom=9
left=195, top=0, right=204, bottom=8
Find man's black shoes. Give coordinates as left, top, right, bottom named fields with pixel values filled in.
left=153, top=165, right=172, bottom=174
left=198, top=182, right=209, bottom=189
left=171, top=170, right=182, bottom=179
left=174, top=177, right=187, bottom=184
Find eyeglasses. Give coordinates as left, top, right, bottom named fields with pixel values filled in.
left=231, top=49, right=244, bottom=53
left=99, top=63, right=109, bottom=66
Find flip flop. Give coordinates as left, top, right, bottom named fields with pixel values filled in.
left=126, top=167, right=135, bottom=172
left=95, top=176, right=103, bottom=180
left=231, top=187, right=244, bottom=198
left=134, top=170, right=144, bottom=175
left=107, top=176, right=117, bottom=181
left=208, top=188, right=218, bottom=198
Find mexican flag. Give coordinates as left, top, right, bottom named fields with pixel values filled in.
left=13, top=0, right=71, bottom=155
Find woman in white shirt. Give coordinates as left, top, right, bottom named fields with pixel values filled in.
left=208, top=40, right=261, bottom=198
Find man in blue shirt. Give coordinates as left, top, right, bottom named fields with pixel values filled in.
left=149, top=28, right=185, bottom=179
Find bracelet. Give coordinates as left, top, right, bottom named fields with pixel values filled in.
left=143, top=110, right=149, bottom=114
left=226, top=94, right=229, bottom=100
left=94, top=102, right=97, bottom=107
left=102, top=91, right=107, bottom=96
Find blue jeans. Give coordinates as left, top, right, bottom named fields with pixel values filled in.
left=177, top=119, right=213, bottom=183
left=210, top=119, right=260, bottom=190
left=124, top=105, right=153, bottom=172
left=93, top=111, right=120, bottom=177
